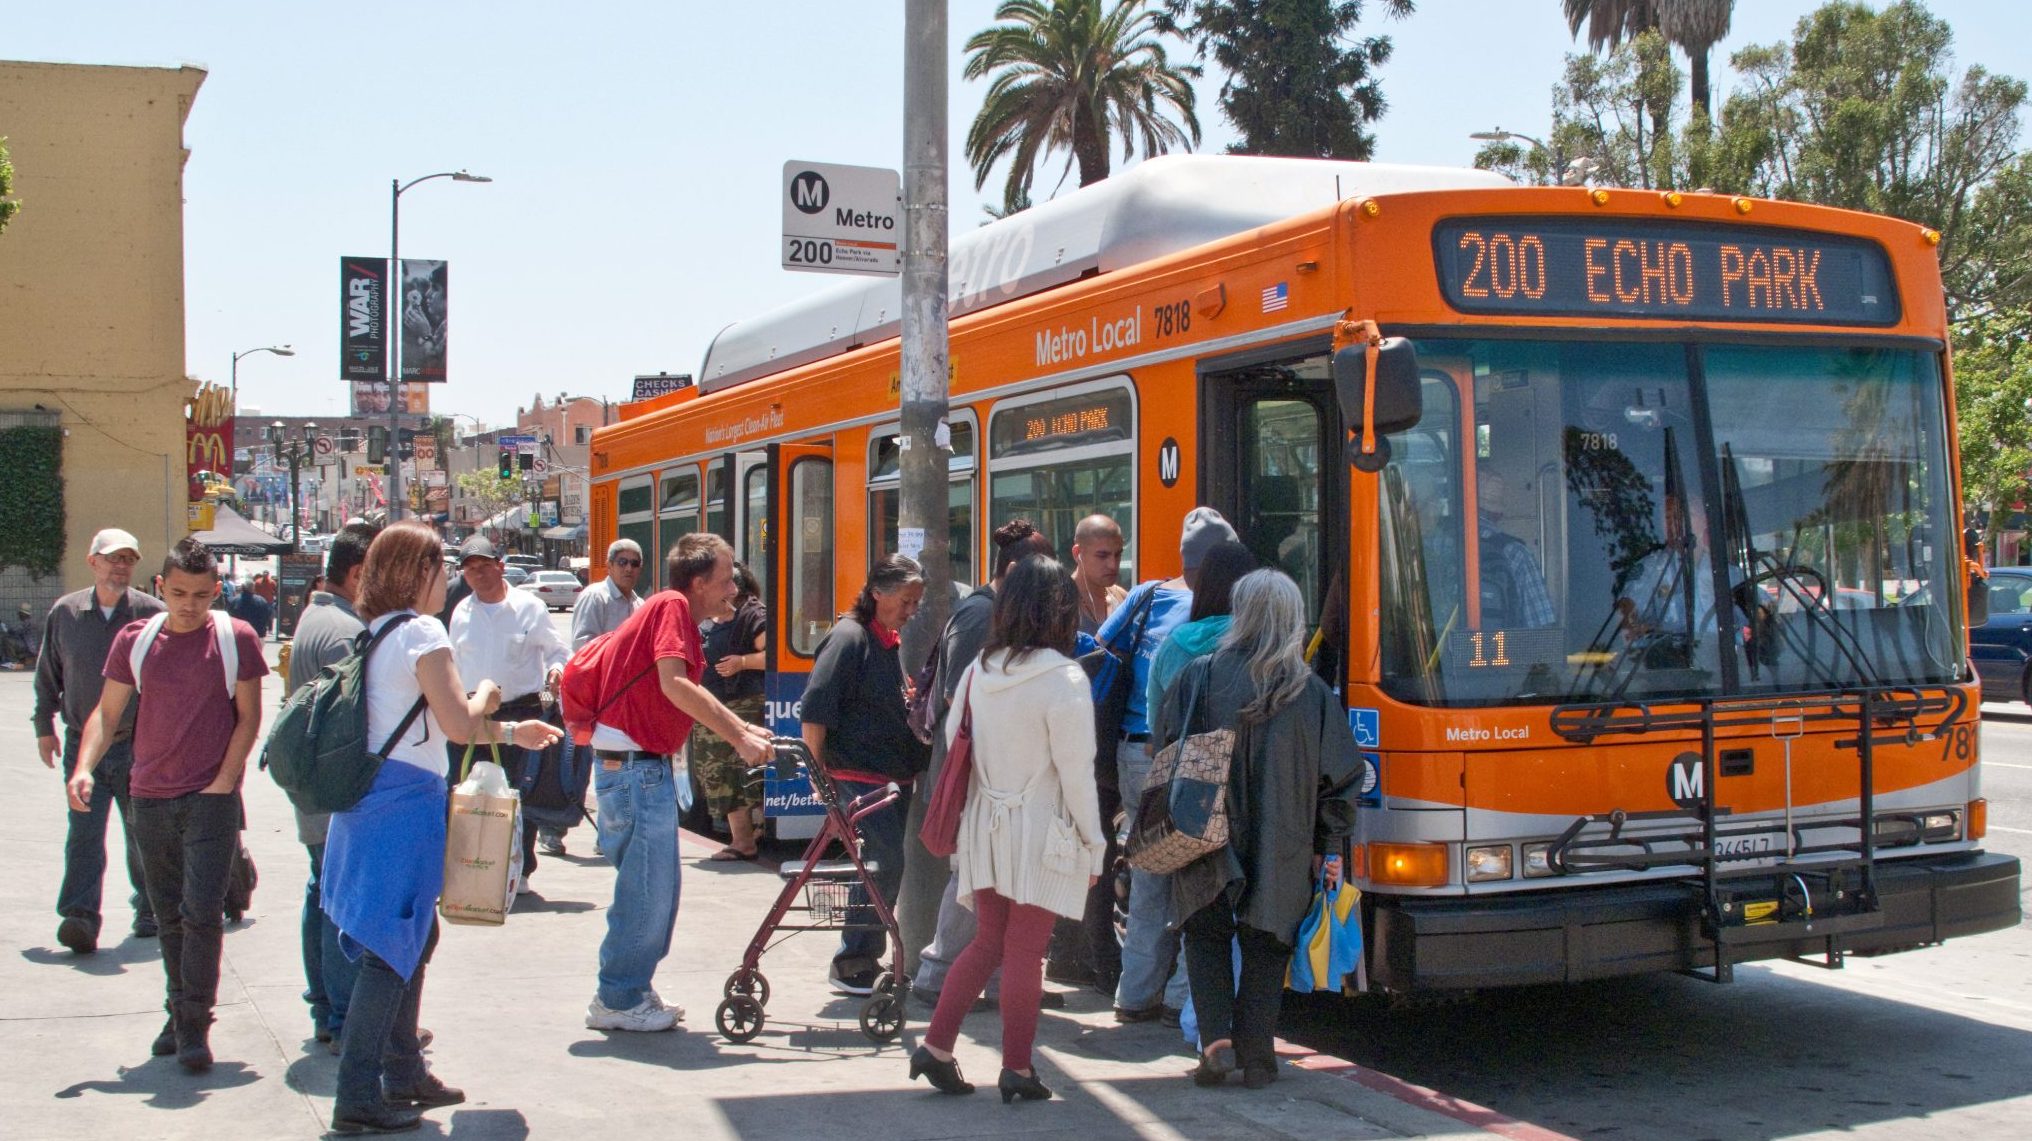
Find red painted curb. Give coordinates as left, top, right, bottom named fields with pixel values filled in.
left=1276, top=1042, right=1578, bottom=1141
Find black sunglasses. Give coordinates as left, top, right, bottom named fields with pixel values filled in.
left=610, top=557, right=642, bottom=568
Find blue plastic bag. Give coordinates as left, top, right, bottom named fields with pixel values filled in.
left=1286, top=878, right=1362, bottom=994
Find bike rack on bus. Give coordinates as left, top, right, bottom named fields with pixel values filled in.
left=1547, top=685, right=1967, bottom=983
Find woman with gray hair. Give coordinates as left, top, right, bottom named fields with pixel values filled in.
left=1149, top=569, right=1361, bottom=1090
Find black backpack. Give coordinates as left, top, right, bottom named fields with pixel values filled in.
left=261, top=615, right=426, bottom=814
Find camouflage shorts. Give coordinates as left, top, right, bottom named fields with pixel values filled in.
left=691, top=694, right=767, bottom=819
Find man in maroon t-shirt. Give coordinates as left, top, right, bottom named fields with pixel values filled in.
left=68, top=537, right=268, bottom=1073
left=582, top=532, right=774, bottom=1033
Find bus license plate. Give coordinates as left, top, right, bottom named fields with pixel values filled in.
left=1715, top=835, right=1775, bottom=857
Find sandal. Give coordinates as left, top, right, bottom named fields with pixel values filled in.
left=1191, top=1041, right=1235, bottom=1087
left=708, top=846, right=759, bottom=862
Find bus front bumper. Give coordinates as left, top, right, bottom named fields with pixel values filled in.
left=1368, top=850, right=2021, bottom=992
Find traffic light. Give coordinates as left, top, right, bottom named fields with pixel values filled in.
left=519, top=449, right=533, bottom=472
left=498, top=449, right=514, bottom=478
left=366, top=426, right=388, bottom=464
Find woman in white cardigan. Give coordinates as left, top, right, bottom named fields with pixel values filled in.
left=910, top=555, right=1104, bottom=1104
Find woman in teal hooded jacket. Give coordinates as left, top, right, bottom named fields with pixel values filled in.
left=1146, top=541, right=1256, bottom=716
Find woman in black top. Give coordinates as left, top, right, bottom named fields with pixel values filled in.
left=695, top=563, right=769, bottom=860
left=799, top=553, right=927, bottom=995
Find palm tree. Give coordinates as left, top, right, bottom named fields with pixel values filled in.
left=1563, top=1, right=1733, bottom=121
left=964, top=0, right=1201, bottom=209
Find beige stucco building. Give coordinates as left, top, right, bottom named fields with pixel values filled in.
left=0, top=60, right=206, bottom=607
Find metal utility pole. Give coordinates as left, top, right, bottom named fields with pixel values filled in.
left=900, top=0, right=952, bottom=643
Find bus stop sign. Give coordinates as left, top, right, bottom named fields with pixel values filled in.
left=782, top=160, right=901, bottom=278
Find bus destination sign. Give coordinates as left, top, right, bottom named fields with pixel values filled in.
left=1431, top=217, right=1900, bottom=325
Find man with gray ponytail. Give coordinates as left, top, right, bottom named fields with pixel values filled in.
left=1151, top=569, right=1361, bottom=1091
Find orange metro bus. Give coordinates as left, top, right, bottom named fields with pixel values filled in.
left=588, top=154, right=2020, bottom=992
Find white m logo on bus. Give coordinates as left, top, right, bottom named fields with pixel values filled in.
left=1669, top=753, right=1704, bottom=808
left=1158, top=438, right=1181, bottom=486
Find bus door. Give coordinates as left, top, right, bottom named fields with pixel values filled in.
left=1200, top=345, right=1348, bottom=687
left=761, top=441, right=834, bottom=835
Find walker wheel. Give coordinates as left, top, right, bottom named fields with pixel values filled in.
left=723, top=968, right=772, bottom=1008
left=859, top=992, right=904, bottom=1043
left=716, top=994, right=764, bottom=1043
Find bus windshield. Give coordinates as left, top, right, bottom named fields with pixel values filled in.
left=1378, top=337, right=1963, bottom=707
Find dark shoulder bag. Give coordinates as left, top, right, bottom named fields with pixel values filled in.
left=1079, top=585, right=1155, bottom=760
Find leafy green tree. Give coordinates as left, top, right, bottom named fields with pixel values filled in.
left=1473, top=29, right=1682, bottom=190
left=964, top=0, right=1201, bottom=209
left=457, top=470, right=525, bottom=528
left=0, top=137, right=21, bottom=234
left=1160, top=0, right=1415, bottom=160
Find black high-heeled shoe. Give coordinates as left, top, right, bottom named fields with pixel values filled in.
left=998, top=1067, right=1053, bottom=1103
left=909, top=1046, right=975, bottom=1095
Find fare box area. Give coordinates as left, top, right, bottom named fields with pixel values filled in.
left=781, top=160, right=901, bottom=277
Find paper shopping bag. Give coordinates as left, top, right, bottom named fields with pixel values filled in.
left=440, top=746, right=522, bottom=927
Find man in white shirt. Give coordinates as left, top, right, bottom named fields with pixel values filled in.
left=448, top=535, right=569, bottom=893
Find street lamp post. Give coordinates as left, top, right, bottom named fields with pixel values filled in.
left=268, top=420, right=318, bottom=553
left=387, top=169, right=490, bottom=524
left=1470, top=128, right=1601, bottom=186
left=231, top=345, right=294, bottom=471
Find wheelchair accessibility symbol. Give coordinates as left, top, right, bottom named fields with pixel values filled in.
left=1349, top=708, right=1380, bottom=749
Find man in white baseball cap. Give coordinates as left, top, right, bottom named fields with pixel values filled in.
left=33, top=527, right=166, bottom=953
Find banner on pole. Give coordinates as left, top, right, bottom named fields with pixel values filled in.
left=399, top=259, right=448, bottom=382
left=349, top=381, right=431, bottom=418
left=340, top=256, right=387, bottom=381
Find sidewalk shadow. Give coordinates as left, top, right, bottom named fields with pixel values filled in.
left=508, top=894, right=597, bottom=915
left=441, top=1107, right=532, bottom=1139
left=52, top=1057, right=260, bottom=1109
left=20, top=936, right=160, bottom=977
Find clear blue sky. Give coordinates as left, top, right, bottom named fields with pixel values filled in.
left=8, top=1, right=2026, bottom=427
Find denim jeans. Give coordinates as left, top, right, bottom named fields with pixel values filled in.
left=594, top=757, right=679, bottom=1010
left=335, top=921, right=437, bottom=1114
left=57, top=730, right=151, bottom=932
left=912, top=869, right=999, bottom=999
left=303, top=843, right=359, bottom=1037
left=1115, top=737, right=1189, bottom=1012
left=833, top=777, right=911, bottom=971
left=132, top=791, right=239, bottom=1010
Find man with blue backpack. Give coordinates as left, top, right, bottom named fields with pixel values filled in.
left=283, top=522, right=378, bottom=1052
left=67, top=537, right=268, bottom=1073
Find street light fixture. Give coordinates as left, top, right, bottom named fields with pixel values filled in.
left=387, top=169, right=491, bottom=524
left=1470, top=129, right=1601, bottom=187
left=230, top=345, right=295, bottom=469
left=267, top=419, right=318, bottom=552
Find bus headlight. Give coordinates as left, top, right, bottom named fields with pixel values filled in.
left=1521, top=842, right=1558, bottom=877
left=1921, top=811, right=1960, bottom=841
left=1465, top=845, right=1513, bottom=883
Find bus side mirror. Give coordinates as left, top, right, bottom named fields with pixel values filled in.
left=1968, top=570, right=1990, bottom=626
left=1333, top=338, right=1421, bottom=473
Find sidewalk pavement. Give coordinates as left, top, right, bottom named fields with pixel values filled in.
left=0, top=657, right=1517, bottom=1140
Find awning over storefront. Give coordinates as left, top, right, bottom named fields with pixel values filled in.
left=191, top=505, right=292, bottom=556
left=480, top=506, right=526, bottom=533
left=540, top=523, right=585, bottom=542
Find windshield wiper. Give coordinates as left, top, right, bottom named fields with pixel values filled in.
left=1719, top=445, right=1881, bottom=688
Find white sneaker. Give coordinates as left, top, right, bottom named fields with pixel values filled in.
left=586, top=997, right=677, bottom=1032
left=643, top=989, right=686, bottom=1021
left=513, top=873, right=534, bottom=895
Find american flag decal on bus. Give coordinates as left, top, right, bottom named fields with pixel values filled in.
left=1261, top=282, right=1289, bottom=312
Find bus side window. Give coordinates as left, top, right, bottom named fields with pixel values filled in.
left=788, top=457, right=834, bottom=655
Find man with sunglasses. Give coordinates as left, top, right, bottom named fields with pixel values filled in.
left=571, top=539, right=645, bottom=652
left=558, top=539, right=646, bottom=856
left=34, top=528, right=166, bottom=954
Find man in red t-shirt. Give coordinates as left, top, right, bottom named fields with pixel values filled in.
left=583, top=532, right=774, bottom=1033
left=68, top=538, right=268, bottom=1073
